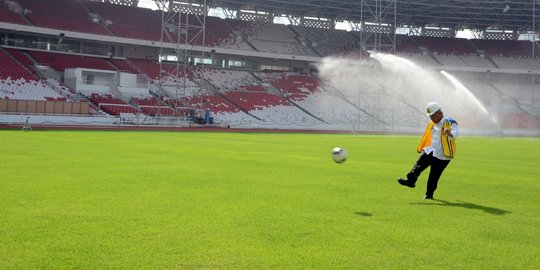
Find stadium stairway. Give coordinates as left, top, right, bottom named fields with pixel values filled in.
left=79, top=0, right=118, bottom=37
left=245, top=39, right=259, bottom=52
left=183, top=70, right=264, bottom=121
left=368, top=76, right=424, bottom=118
left=110, top=58, right=142, bottom=75
left=320, top=83, right=388, bottom=126
left=109, top=86, right=135, bottom=107
left=428, top=51, right=443, bottom=66
left=0, top=47, right=77, bottom=103
left=287, top=25, right=302, bottom=38
left=487, top=81, right=540, bottom=124
left=13, top=49, right=62, bottom=81
left=248, top=71, right=264, bottom=82
left=261, top=80, right=283, bottom=96
left=1, top=47, right=39, bottom=80
left=16, top=0, right=112, bottom=36
left=468, top=40, right=518, bottom=68
left=468, top=39, right=483, bottom=55
left=222, top=18, right=238, bottom=34
left=41, top=79, right=74, bottom=102
left=285, top=98, right=328, bottom=124
left=191, top=76, right=218, bottom=94
left=5, top=48, right=92, bottom=103
left=1, top=0, right=33, bottom=26
left=292, top=32, right=323, bottom=57
left=287, top=25, right=321, bottom=57
left=485, top=55, right=500, bottom=69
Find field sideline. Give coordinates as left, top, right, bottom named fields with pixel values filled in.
left=1, top=130, right=538, bottom=269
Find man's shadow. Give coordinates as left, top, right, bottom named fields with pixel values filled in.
left=411, top=199, right=511, bottom=215
left=354, top=211, right=373, bottom=217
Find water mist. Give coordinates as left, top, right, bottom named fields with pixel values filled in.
left=317, top=53, right=500, bottom=129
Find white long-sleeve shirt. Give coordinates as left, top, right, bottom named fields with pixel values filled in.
left=423, top=115, right=459, bottom=161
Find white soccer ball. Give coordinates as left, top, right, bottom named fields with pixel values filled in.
left=332, top=147, right=348, bottom=163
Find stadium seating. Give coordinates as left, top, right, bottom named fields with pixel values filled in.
left=0, top=44, right=537, bottom=130
left=229, top=20, right=316, bottom=55
left=140, top=106, right=174, bottom=116
left=293, top=26, right=358, bottom=56
left=5, top=48, right=34, bottom=67
left=132, top=96, right=159, bottom=106
left=15, top=0, right=111, bottom=36
left=87, top=93, right=139, bottom=116
left=395, top=36, right=421, bottom=53
left=222, top=91, right=290, bottom=111
left=216, top=90, right=320, bottom=125
left=89, top=93, right=124, bottom=105
left=293, top=92, right=360, bottom=124
left=124, top=58, right=200, bottom=99
left=84, top=1, right=231, bottom=46
left=433, top=54, right=469, bottom=67
left=176, top=94, right=239, bottom=114
left=0, top=49, right=75, bottom=103
left=496, top=112, right=540, bottom=129
left=459, top=55, right=494, bottom=68
left=490, top=78, right=539, bottom=114
left=261, top=72, right=319, bottom=100
left=83, top=1, right=161, bottom=41
left=0, top=1, right=29, bottom=25
left=125, top=96, right=174, bottom=117
left=126, top=58, right=162, bottom=79
left=491, top=56, right=540, bottom=70
left=396, top=52, right=440, bottom=67
left=110, top=59, right=139, bottom=74
left=414, top=36, right=476, bottom=55
left=472, top=39, right=534, bottom=57
left=0, top=78, right=64, bottom=101
left=0, top=50, right=38, bottom=80
left=220, top=19, right=256, bottom=50
left=204, top=16, right=235, bottom=47
left=193, top=67, right=262, bottom=92
left=46, top=78, right=75, bottom=95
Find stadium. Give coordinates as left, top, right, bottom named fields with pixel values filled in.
left=0, top=0, right=538, bottom=134
left=1, top=0, right=539, bottom=269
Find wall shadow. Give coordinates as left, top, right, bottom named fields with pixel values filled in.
left=410, top=199, right=511, bottom=215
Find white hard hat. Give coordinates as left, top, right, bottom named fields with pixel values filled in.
left=426, top=102, right=441, bottom=116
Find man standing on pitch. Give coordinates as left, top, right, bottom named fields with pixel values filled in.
left=397, top=102, right=458, bottom=200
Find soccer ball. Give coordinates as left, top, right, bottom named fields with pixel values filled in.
left=332, top=147, right=348, bottom=163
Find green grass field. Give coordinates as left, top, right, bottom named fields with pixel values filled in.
left=1, top=130, right=538, bottom=269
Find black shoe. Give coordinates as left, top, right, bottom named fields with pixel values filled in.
left=398, top=178, right=415, bottom=188
left=423, top=195, right=434, bottom=200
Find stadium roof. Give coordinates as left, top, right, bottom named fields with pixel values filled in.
left=204, top=0, right=539, bottom=31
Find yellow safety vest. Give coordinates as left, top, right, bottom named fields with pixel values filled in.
left=416, top=119, right=457, bottom=158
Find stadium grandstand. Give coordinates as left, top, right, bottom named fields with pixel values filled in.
left=0, top=0, right=538, bottom=135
